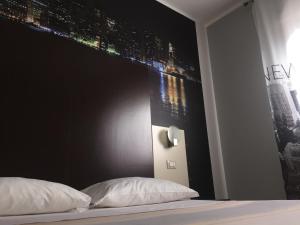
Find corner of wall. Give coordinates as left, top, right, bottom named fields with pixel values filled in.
left=196, top=21, right=228, bottom=200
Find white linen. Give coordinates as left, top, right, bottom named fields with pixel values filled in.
left=0, top=177, right=91, bottom=216
left=4, top=200, right=300, bottom=225
left=81, top=177, right=199, bottom=208
left=0, top=200, right=213, bottom=225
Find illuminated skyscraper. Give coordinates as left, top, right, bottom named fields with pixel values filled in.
left=48, top=0, right=71, bottom=34
left=31, top=0, right=49, bottom=26
left=269, top=82, right=300, bottom=127
left=26, top=0, right=33, bottom=23
left=141, top=30, right=156, bottom=63
left=168, top=42, right=175, bottom=66
left=125, top=27, right=142, bottom=60
left=0, top=0, right=27, bottom=21
left=291, top=90, right=300, bottom=113
left=154, top=36, right=167, bottom=63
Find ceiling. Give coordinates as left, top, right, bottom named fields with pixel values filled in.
left=157, top=0, right=243, bottom=25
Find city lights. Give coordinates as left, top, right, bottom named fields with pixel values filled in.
left=0, top=0, right=200, bottom=82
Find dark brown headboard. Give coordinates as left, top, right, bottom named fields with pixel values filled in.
left=0, top=20, right=153, bottom=190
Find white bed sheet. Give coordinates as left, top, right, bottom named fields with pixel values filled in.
left=4, top=200, right=300, bottom=225
left=0, top=200, right=214, bottom=225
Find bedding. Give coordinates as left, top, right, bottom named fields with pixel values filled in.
left=0, top=178, right=91, bottom=216
left=82, top=177, right=199, bottom=208
left=2, top=200, right=300, bottom=225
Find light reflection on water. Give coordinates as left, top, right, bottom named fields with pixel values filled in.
left=159, top=73, right=188, bottom=119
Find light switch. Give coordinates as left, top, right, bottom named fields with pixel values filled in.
left=166, top=160, right=176, bottom=169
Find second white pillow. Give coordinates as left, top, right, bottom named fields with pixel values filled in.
left=82, top=177, right=199, bottom=208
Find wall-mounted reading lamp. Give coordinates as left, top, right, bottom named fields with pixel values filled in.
left=167, top=126, right=180, bottom=147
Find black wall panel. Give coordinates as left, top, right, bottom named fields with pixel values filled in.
left=0, top=20, right=153, bottom=189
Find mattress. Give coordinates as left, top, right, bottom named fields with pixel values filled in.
left=2, top=200, right=300, bottom=225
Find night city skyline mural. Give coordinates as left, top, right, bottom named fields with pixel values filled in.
left=0, top=0, right=200, bottom=80
left=0, top=0, right=202, bottom=121
left=0, top=0, right=214, bottom=198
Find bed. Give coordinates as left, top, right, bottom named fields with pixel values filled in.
left=2, top=200, right=300, bottom=225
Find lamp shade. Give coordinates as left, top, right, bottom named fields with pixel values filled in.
left=167, top=126, right=180, bottom=146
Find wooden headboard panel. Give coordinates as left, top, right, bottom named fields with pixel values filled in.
left=0, top=20, right=153, bottom=190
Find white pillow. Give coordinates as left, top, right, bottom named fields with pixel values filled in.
left=82, top=177, right=199, bottom=208
left=0, top=177, right=91, bottom=216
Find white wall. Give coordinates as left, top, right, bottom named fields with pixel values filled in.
left=196, top=23, right=228, bottom=199
left=206, top=6, right=286, bottom=200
